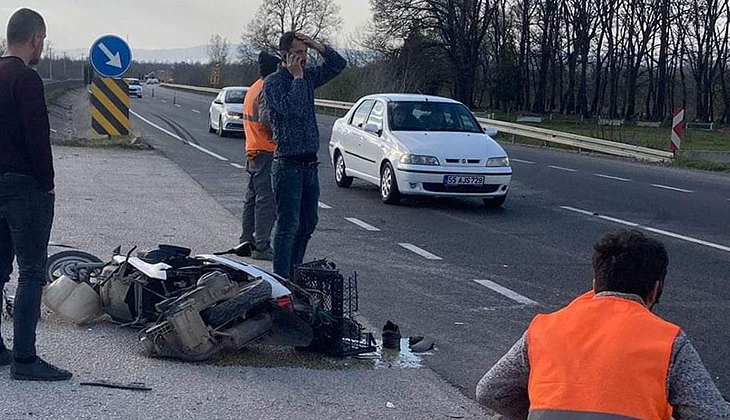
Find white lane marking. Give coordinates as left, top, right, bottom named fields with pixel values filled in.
left=511, top=158, right=535, bottom=164
left=130, top=110, right=183, bottom=142
left=473, top=280, right=538, bottom=306
left=549, top=165, right=578, bottom=172
left=174, top=104, right=181, bottom=108
left=161, top=99, right=167, bottom=103
left=50, top=128, right=58, bottom=133
left=191, top=109, right=201, bottom=114
left=345, top=217, right=381, bottom=232
left=318, top=202, right=332, bottom=209
left=398, top=243, right=443, bottom=260
left=130, top=110, right=228, bottom=162
left=561, top=206, right=730, bottom=253
left=230, top=163, right=245, bottom=169
left=651, top=184, right=694, bottom=193
left=559, top=206, right=594, bottom=216
left=189, top=143, right=228, bottom=161
left=594, top=173, right=630, bottom=182
left=642, top=227, right=730, bottom=253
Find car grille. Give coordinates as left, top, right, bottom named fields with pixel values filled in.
left=445, top=158, right=483, bottom=165
left=423, top=183, right=501, bottom=193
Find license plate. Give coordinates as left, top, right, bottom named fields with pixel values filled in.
left=443, top=175, right=485, bottom=185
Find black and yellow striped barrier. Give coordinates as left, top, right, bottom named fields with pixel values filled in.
left=91, top=77, right=129, bottom=135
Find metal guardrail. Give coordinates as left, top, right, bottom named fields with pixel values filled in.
left=160, top=83, right=674, bottom=162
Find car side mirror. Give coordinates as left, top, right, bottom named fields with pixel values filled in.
left=214, top=99, right=223, bottom=105
left=363, top=123, right=382, bottom=136
left=483, top=127, right=498, bottom=137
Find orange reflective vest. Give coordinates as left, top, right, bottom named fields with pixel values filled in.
left=244, top=78, right=275, bottom=154
left=526, top=291, right=679, bottom=420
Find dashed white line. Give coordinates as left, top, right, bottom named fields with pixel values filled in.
left=161, top=99, right=167, bottom=103
left=131, top=110, right=228, bottom=162
left=651, top=184, right=694, bottom=193
left=511, top=158, right=535, bottom=164
left=191, top=109, right=201, bottom=114
left=549, top=165, right=578, bottom=172
left=50, top=128, right=58, bottom=133
left=345, top=217, right=381, bottom=232
left=398, top=243, right=443, bottom=260
left=594, top=173, right=630, bottom=182
left=473, top=280, right=538, bottom=305
left=318, top=202, right=332, bottom=209
left=189, top=143, right=228, bottom=161
left=230, top=163, right=245, bottom=169
left=560, top=205, right=730, bottom=253
left=174, top=104, right=181, bottom=108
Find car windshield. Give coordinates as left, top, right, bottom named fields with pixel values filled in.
left=388, top=101, right=483, bottom=133
left=225, top=89, right=246, bottom=103
left=127, top=79, right=140, bottom=85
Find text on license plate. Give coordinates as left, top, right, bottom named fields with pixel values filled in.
left=443, top=175, right=485, bottom=185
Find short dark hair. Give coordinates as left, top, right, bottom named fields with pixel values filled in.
left=258, top=51, right=279, bottom=78
left=6, top=8, right=45, bottom=46
left=592, top=229, right=668, bottom=300
left=278, top=32, right=298, bottom=52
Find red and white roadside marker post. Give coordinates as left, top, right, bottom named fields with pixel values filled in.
left=671, top=107, right=684, bottom=154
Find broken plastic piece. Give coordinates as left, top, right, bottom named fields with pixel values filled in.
left=80, top=380, right=152, bottom=391
left=382, top=321, right=401, bottom=349
left=386, top=402, right=396, bottom=409
left=408, top=336, right=435, bottom=353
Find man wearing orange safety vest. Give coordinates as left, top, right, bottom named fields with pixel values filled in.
left=239, top=52, right=280, bottom=260
left=477, top=229, right=730, bottom=420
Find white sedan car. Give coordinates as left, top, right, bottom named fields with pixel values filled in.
left=328, top=94, right=512, bottom=206
left=125, top=78, right=143, bottom=98
left=208, top=87, right=248, bottom=137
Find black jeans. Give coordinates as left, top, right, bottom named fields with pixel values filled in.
left=0, top=173, right=54, bottom=359
left=271, top=159, right=320, bottom=279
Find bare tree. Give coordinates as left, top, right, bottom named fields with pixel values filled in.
left=0, top=37, right=6, bottom=55
left=245, top=0, right=343, bottom=52
left=207, top=34, right=230, bottom=66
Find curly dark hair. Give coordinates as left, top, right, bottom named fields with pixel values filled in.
left=278, top=32, right=298, bottom=52
left=592, top=229, right=668, bottom=301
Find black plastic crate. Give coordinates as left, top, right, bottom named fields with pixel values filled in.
left=293, top=260, right=376, bottom=357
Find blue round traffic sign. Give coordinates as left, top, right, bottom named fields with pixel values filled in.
left=89, top=34, right=132, bottom=78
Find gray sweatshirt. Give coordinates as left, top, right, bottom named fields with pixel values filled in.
left=476, top=292, right=730, bottom=420
left=263, top=46, right=346, bottom=159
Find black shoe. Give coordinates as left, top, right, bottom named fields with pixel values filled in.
left=0, top=348, right=11, bottom=366
left=11, top=357, right=72, bottom=381
left=382, top=320, right=401, bottom=349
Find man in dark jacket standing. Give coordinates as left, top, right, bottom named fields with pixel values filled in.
left=0, top=8, right=72, bottom=381
left=264, top=32, right=346, bottom=278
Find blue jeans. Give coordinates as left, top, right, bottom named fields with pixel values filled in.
left=0, top=173, right=54, bottom=359
left=271, top=159, right=319, bottom=279
left=240, top=152, right=276, bottom=251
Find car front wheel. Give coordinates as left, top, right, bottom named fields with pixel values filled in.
left=380, top=162, right=401, bottom=204
left=334, top=152, right=353, bottom=188
left=217, top=116, right=226, bottom=137
left=208, top=114, right=215, bottom=133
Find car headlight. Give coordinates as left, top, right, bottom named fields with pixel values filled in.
left=399, top=154, right=440, bottom=165
left=486, top=157, right=510, bottom=167
left=226, top=112, right=243, bottom=119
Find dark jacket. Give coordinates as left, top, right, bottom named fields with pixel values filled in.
left=263, top=46, right=346, bottom=159
left=0, top=56, right=53, bottom=191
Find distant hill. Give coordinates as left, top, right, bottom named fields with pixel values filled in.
left=61, top=45, right=209, bottom=63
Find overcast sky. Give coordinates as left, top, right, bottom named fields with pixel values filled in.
left=0, top=0, right=372, bottom=51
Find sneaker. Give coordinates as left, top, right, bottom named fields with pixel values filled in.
left=382, top=320, right=401, bottom=349
left=11, top=357, right=72, bottom=381
left=0, top=347, right=11, bottom=366
left=251, top=248, right=273, bottom=261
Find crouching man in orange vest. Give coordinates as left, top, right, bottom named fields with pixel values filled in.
left=239, top=52, right=280, bottom=260
left=477, top=229, right=730, bottom=420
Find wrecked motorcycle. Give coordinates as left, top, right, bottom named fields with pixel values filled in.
left=42, top=244, right=375, bottom=361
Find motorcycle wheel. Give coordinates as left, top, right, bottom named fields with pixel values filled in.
left=200, top=280, right=272, bottom=328
left=45, top=250, right=103, bottom=284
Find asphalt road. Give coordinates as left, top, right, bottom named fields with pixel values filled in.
left=130, top=84, right=730, bottom=399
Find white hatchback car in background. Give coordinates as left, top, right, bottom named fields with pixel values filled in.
left=125, top=78, right=143, bottom=98
left=328, top=94, right=512, bottom=206
left=208, top=87, right=248, bottom=137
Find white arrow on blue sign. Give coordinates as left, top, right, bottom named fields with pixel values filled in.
left=89, top=34, right=132, bottom=78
